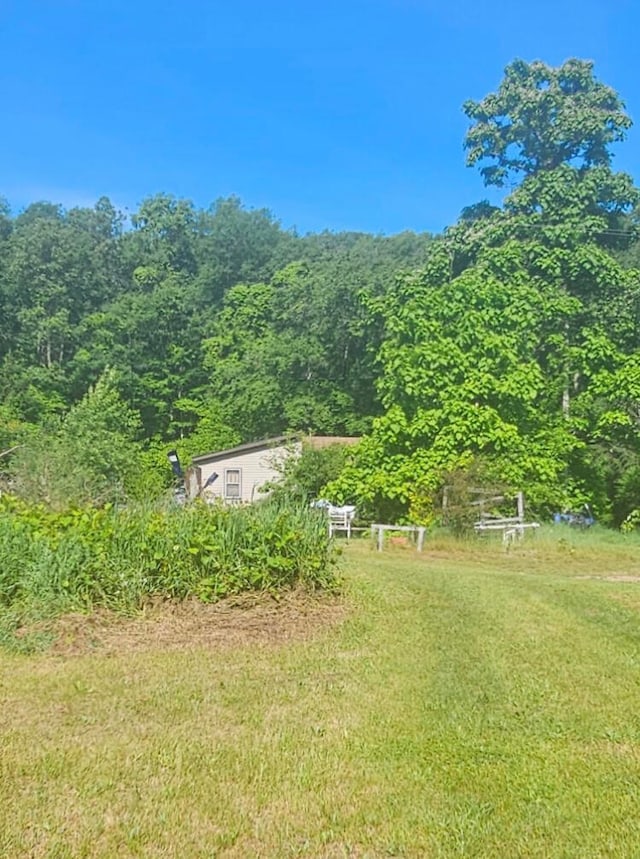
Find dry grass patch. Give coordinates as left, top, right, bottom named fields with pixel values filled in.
left=16, top=588, right=347, bottom=657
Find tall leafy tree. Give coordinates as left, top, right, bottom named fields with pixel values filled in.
left=0, top=199, right=126, bottom=418
left=202, top=247, right=412, bottom=441
left=195, top=196, right=289, bottom=304
left=128, top=193, right=198, bottom=275
left=71, top=272, right=208, bottom=439
left=330, top=59, right=640, bottom=523
left=463, top=58, right=631, bottom=185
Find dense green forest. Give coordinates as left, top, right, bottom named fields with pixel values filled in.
left=0, top=190, right=432, bottom=504
left=0, top=196, right=431, bottom=442
left=3, top=58, right=640, bottom=526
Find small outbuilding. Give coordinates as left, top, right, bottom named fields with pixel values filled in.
left=186, top=435, right=358, bottom=503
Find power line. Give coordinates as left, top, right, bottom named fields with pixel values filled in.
left=447, top=217, right=640, bottom=246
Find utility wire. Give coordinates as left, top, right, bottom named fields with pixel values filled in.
left=446, top=217, right=640, bottom=246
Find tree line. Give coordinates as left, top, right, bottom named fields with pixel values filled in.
left=0, top=194, right=431, bottom=442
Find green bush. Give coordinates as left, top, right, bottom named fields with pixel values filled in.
left=270, top=441, right=352, bottom=502
left=0, top=495, right=339, bottom=617
left=8, top=371, right=146, bottom=510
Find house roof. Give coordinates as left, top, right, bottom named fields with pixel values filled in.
left=191, top=435, right=360, bottom=466
left=306, top=436, right=360, bottom=450
left=191, top=436, right=290, bottom=465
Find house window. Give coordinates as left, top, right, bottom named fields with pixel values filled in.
left=224, top=468, right=242, bottom=499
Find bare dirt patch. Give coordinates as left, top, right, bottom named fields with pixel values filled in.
left=23, top=589, right=347, bottom=657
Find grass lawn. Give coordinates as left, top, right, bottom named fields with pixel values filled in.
left=2, top=529, right=640, bottom=857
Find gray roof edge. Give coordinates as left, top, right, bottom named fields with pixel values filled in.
left=191, top=435, right=293, bottom=465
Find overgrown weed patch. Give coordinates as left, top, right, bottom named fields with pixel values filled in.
left=0, top=495, right=339, bottom=652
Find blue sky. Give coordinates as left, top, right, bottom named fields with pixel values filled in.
left=1, top=0, right=638, bottom=234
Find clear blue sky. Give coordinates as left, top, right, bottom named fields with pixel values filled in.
left=1, top=0, right=638, bottom=234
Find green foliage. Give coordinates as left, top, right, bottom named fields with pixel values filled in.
left=9, top=370, right=144, bottom=509
left=328, top=245, right=588, bottom=520
left=328, top=229, right=640, bottom=521
left=438, top=459, right=510, bottom=536
left=464, top=58, right=632, bottom=186
left=620, top=507, right=640, bottom=533
left=325, top=59, right=640, bottom=525
left=0, top=403, right=31, bottom=454
left=69, top=271, right=210, bottom=439
left=130, top=193, right=197, bottom=273
left=0, top=495, right=338, bottom=621
left=202, top=258, right=387, bottom=439
left=0, top=191, right=428, bottom=446
left=344, top=265, right=639, bottom=519
left=271, top=441, right=352, bottom=502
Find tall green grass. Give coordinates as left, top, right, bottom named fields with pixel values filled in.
left=0, top=495, right=338, bottom=621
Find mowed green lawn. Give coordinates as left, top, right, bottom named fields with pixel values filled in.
left=3, top=532, right=640, bottom=858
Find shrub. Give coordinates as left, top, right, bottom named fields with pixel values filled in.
left=9, top=371, right=145, bottom=510
left=271, top=441, right=351, bottom=502
left=439, top=460, right=510, bottom=535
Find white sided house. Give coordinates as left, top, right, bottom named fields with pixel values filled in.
left=187, top=436, right=358, bottom=504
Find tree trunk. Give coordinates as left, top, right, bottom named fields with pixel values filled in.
left=562, top=380, right=570, bottom=418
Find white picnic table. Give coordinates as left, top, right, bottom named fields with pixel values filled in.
left=370, top=523, right=426, bottom=552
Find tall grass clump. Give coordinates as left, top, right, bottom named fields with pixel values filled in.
left=0, top=495, right=338, bottom=620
